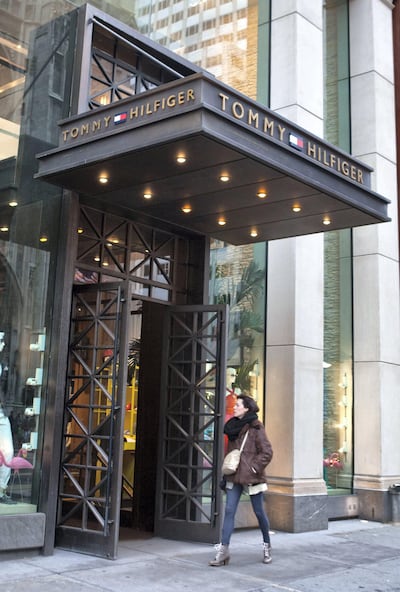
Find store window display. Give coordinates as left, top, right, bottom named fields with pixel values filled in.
left=0, top=331, right=35, bottom=505
left=0, top=332, right=16, bottom=504
left=0, top=239, right=50, bottom=514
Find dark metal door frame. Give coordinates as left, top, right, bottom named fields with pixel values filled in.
left=155, top=304, right=228, bottom=543
left=56, top=282, right=128, bottom=559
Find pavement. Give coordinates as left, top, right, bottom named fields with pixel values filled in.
left=0, top=519, right=399, bottom=592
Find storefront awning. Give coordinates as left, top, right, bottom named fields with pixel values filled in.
left=36, top=72, right=390, bottom=245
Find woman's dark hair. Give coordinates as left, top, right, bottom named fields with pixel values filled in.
left=237, top=393, right=259, bottom=414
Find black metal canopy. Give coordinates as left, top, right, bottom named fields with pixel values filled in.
left=36, top=72, right=390, bottom=245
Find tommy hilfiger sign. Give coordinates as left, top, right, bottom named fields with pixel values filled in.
left=216, top=91, right=366, bottom=185
left=58, top=74, right=370, bottom=188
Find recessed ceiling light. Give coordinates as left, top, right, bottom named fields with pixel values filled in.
left=8, top=200, right=18, bottom=207
left=98, top=175, right=109, bottom=184
left=0, top=225, right=9, bottom=232
left=181, top=204, right=192, bottom=213
left=218, top=217, right=226, bottom=226
left=250, top=229, right=258, bottom=238
left=257, top=190, right=267, bottom=199
left=143, top=192, right=152, bottom=199
left=323, top=216, right=331, bottom=225
left=94, top=255, right=100, bottom=262
left=292, top=204, right=301, bottom=213
left=219, top=174, right=230, bottom=182
left=39, top=235, right=48, bottom=243
left=176, top=154, right=187, bottom=164
left=77, top=227, right=84, bottom=234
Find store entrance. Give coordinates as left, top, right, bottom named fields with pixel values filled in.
left=56, top=281, right=227, bottom=557
left=120, top=299, right=166, bottom=534
left=119, top=298, right=141, bottom=528
left=55, top=204, right=226, bottom=557
left=121, top=300, right=229, bottom=546
left=55, top=283, right=162, bottom=556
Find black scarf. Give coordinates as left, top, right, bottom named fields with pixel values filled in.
left=224, top=412, right=258, bottom=441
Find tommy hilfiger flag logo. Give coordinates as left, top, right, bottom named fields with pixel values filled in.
left=289, top=133, right=304, bottom=151
left=114, top=112, right=128, bottom=124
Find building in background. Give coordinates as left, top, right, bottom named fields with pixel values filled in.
left=0, top=0, right=398, bottom=558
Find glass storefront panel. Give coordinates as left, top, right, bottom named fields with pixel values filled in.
left=0, top=2, right=80, bottom=512
left=0, top=238, right=49, bottom=512
left=323, top=231, right=353, bottom=493
left=209, top=240, right=266, bottom=420
left=323, top=0, right=353, bottom=494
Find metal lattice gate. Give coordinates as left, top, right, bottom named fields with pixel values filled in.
left=155, top=305, right=227, bottom=543
left=56, top=283, right=127, bottom=558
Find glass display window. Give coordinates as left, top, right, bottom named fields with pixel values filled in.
left=0, top=239, right=49, bottom=513
left=209, top=240, right=266, bottom=420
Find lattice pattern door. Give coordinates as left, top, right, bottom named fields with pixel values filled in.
left=155, top=305, right=227, bottom=543
left=56, top=283, right=126, bottom=558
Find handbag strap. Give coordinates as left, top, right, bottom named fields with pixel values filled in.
left=238, top=430, right=249, bottom=453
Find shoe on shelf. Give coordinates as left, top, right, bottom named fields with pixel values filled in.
left=0, top=494, right=17, bottom=505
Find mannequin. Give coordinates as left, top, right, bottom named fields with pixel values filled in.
left=224, top=368, right=238, bottom=453
left=0, top=332, right=16, bottom=504
left=225, top=368, right=238, bottom=421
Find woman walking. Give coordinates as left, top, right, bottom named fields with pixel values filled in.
left=209, top=393, right=273, bottom=566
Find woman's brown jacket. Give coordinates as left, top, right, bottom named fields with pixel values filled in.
left=226, top=419, right=273, bottom=485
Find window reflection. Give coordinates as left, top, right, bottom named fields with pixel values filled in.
left=75, top=206, right=175, bottom=302
left=209, top=240, right=266, bottom=419
left=0, top=240, right=49, bottom=512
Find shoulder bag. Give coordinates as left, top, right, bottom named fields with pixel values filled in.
left=221, top=431, right=249, bottom=475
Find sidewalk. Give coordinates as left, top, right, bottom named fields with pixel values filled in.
left=0, top=520, right=399, bottom=592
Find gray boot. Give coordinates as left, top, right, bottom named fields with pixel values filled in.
left=263, top=542, right=272, bottom=564
left=209, top=543, right=230, bottom=566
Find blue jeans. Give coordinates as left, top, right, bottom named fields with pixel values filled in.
left=221, top=483, right=270, bottom=545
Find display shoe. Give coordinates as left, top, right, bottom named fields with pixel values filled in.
left=263, top=542, right=272, bottom=563
left=0, top=494, right=17, bottom=505
left=209, top=543, right=230, bottom=566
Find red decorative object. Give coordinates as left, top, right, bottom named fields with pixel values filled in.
left=323, top=452, right=343, bottom=469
